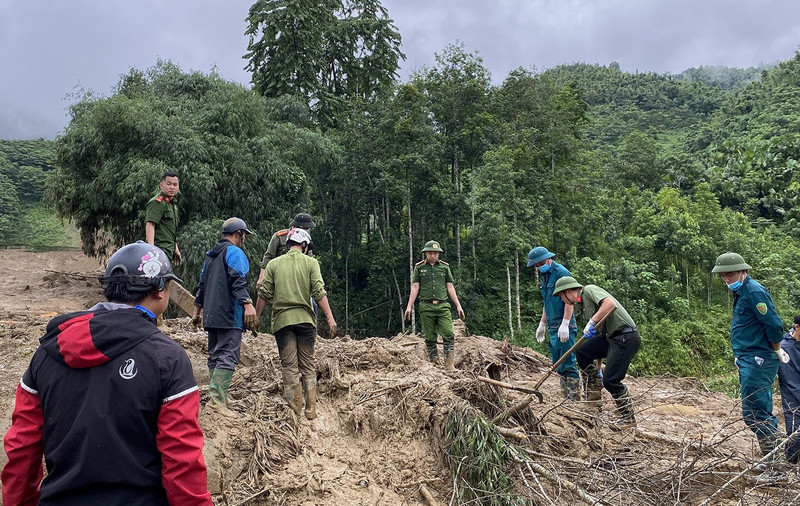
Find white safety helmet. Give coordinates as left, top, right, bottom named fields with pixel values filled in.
left=288, top=227, right=312, bottom=245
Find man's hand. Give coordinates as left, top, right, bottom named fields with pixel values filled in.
left=190, top=307, right=202, bottom=329
left=583, top=319, right=598, bottom=339
left=457, top=306, right=465, bottom=320
left=558, top=318, right=570, bottom=342
left=535, top=321, right=547, bottom=343
left=327, top=318, right=338, bottom=338
left=404, top=308, right=412, bottom=321
left=244, top=303, right=258, bottom=331
left=173, top=247, right=182, bottom=266
left=777, top=348, right=791, bottom=364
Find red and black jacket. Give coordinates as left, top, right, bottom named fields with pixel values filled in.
left=1, top=304, right=211, bottom=506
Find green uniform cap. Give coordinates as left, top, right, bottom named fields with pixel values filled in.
left=553, top=276, right=582, bottom=295
left=711, top=252, right=751, bottom=273
left=422, top=240, right=444, bottom=253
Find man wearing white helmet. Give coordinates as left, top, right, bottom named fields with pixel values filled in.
left=257, top=227, right=337, bottom=419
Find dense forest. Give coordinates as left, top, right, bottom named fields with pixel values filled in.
left=3, top=2, right=799, bottom=385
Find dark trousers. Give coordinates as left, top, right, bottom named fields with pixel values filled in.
left=207, top=328, right=242, bottom=371
left=576, top=329, right=641, bottom=397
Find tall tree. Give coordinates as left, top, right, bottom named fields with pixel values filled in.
left=245, top=0, right=404, bottom=126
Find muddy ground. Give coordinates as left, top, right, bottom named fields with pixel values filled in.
left=1, top=249, right=799, bottom=505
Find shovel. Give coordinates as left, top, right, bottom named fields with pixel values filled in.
left=492, top=310, right=613, bottom=424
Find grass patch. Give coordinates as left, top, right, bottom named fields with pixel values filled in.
left=445, top=403, right=526, bottom=506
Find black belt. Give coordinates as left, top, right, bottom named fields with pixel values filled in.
left=420, top=299, right=444, bottom=304
left=610, top=326, right=637, bottom=337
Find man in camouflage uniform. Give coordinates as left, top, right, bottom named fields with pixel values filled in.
left=404, top=240, right=465, bottom=371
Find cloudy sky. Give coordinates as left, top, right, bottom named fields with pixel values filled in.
left=1, top=0, right=799, bottom=140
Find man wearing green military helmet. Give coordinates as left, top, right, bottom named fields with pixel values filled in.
left=553, top=276, right=641, bottom=430
left=405, top=240, right=465, bottom=370
left=712, top=252, right=788, bottom=483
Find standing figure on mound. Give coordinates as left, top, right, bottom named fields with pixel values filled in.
left=552, top=276, right=641, bottom=429
left=405, top=240, right=465, bottom=371
left=527, top=246, right=581, bottom=401
left=256, top=228, right=337, bottom=419
left=712, top=252, right=787, bottom=482
left=192, top=217, right=258, bottom=417
left=1, top=242, right=211, bottom=505
left=256, top=212, right=316, bottom=288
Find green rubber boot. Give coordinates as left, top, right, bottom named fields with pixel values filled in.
left=208, top=368, right=237, bottom=418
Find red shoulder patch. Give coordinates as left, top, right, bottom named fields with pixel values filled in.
left=276, top=229, right=289, bottom=237
left=156, top=195, right=164, bottom=203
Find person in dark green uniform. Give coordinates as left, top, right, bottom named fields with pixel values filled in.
left=256, top=213, right=316, bottom=288
left=712, top=252, right=787, bottom=482
left=553, top=276, right=641, bottom=429
left=404, top=240, right=465, bottom=370
left=145, top=172, right=181, bottom=265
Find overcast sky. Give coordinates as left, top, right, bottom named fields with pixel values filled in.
left=1, top=0, right=799, bottom=140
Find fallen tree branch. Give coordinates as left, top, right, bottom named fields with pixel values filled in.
left=478, top=375, right=538, bottom=394
left=522, top=458, right=612, bottom=506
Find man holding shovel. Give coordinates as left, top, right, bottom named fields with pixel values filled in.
left=527, top=246, right=581, bottom=401
left=553, top=276, right=640, bottom=429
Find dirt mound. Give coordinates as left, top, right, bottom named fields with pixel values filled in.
left=1, top=249, right=799, bottom=505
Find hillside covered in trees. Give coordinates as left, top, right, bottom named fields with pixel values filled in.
left=5, top=2, right=800, bottom=385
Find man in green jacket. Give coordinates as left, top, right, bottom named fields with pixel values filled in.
left=145, top=172, right=181, bottom=265
left=405, top=240, right=465, bottom=370
left=553, top=276, right=641, bottom=429
left=256, top=228, right=336, bottom=419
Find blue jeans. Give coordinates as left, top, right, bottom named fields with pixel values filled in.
left=736, top=354, right=780, bottom=439
left=548, top=327, right=579, bottom=379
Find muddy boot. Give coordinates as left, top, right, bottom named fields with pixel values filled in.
left=207, top=368, right=237, bottom=418
left=286, top=384, right=305, bottom=416
left=427, top=343, right=441, bottom=366
left=582, top=364, right=603, bottom=403
left=444, top=350, right=456, bottom=371
left=754, top=435, right=787, bottom=483
left=303, top=377, right=318, bottom=419
left=565, top=376, right=582, bottom=401
left=609, top=387, right=636, bottom=430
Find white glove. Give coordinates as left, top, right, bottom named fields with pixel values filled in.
left=777, top=348, right=791, bottom=364
left=583, top=318, right=597, bottom=336
left=536, top=321, right=547, bottom=343
left=558, top=319, right=570, bottom=342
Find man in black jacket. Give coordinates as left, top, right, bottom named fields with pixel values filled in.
left=192, top=217, right=257, bottom=417
left=2, top=242, right=212, bottom=505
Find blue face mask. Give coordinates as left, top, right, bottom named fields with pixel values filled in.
left=726, top=279, right=743, bottom=291
left=538, top=262, right=550, bottom=273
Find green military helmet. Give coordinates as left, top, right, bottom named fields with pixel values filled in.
left=711, top=252, right=751, bottom=273
left=553, top=276, right=582, bottom=295
left=422, top=240, right=444, bottom=253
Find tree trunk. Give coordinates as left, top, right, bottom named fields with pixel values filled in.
left=454, top=149, right=461, bottom=268
left=515, top=252, right=521, bottom=330
left=345, top=252, right=349, bottom=335
left=507, top=266, right=514, bottom=339
left=551, top=153, right=558, bottom=252
left=408, top=186, right=415, bottom=334
left=471, top=182, right=477, bottom=283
